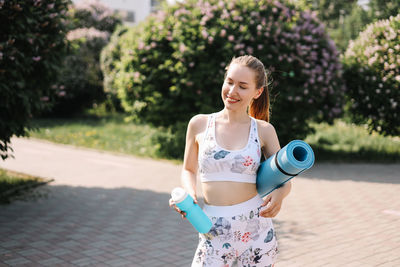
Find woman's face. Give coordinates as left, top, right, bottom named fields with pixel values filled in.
left=221, top=63, right=262, bottom=111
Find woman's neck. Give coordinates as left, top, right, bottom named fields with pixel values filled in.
left=219, top=108, right=250, bottom=124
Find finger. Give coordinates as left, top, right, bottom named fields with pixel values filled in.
left=261, top=203, right=275, bottom=215
left=262, top=206, right=280, bottom=218
left=261, top=196, right=272, bottom=207
left=263, top=201, right=273, bottom=211
left=262, top=209, right=274, bottom=218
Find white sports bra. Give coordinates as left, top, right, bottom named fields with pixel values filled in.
left=198, top=111, right=262, bottom=183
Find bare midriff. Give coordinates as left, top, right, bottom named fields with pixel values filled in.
left=201, top=181, right=258, bottom=206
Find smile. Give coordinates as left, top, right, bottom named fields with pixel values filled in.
left=227, top=97, right=240, bottom=103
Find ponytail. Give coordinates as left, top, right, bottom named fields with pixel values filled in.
left=249, top=85, right=270, bottom=122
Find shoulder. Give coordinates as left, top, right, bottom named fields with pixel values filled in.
left=254, top=119, right=277, bottom=137
left=254, top=119, right=280, bottom=152
left=187, top=114, right=209, bottom=135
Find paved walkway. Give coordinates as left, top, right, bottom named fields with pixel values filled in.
left=0, top=137, right=399, bottom=267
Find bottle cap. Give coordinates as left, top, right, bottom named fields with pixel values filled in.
left=171, top=187, right=188, bottom=204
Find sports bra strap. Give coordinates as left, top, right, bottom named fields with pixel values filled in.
left=202, top=113, right=215, bottom=144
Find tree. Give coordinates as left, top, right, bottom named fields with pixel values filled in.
left=0, top=0, right=70, bottom=160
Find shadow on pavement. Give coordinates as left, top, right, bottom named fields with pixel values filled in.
left=0, top=185, right=198, bottom=266
left=0, top=184, right=314, bottom=266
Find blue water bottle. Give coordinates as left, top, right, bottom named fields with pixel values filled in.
left=171, top=187, right=212, bottom=234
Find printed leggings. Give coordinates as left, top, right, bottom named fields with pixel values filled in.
left=191, top=195, right=278, bottom=267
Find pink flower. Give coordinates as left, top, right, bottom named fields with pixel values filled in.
left=179, top=43, right=186, bottom=53
left=58, top=91, right=66, bottom=97
left=220, top=29, right=226, bottom=37
left=202, top=30, right=209, bottom=39
left=228, top=35, right=234, bottom=41
left=32, top=56, right=41, bottom=62
left=242, top=232, right=251, bottom=242
left=243, top=156, right=253, bottom=167
left=138, top=41, right=145, bottom=50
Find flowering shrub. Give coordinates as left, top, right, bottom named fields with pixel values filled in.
left=343, top=14, right=400, bottom=136
left=46, top=0, right=122, bottom=116
left=100, top=25, right=129, bottom=112
left=68, top=0, right=121, bottom=32
left=104, top=0, right=345, bottom=157
left=0, top=0, right=69, bottom=159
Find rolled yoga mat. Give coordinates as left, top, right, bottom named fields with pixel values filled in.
left=257, top=140, right=315, bottom=197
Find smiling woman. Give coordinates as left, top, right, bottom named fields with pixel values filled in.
left=170, top=55, right=292, bottom=266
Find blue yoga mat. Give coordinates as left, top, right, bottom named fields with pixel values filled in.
left=257, top=140, right=315, bottom=197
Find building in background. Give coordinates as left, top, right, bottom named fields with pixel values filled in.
left=72, top=0, right=162, bottom=25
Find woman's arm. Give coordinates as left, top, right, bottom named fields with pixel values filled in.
left=258, top=121, right=292, bottom=217
left=181, top=116, right=200, bottom=202
left=170, top=115, right=205, bottom=217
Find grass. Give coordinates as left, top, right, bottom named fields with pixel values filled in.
left=28, top=113, right=400, bottom=163
left=305, top=120, right=400, bottom=163
left=29, top=114, right=167, bottom=161
left=0, top=169, right=52, bottom=204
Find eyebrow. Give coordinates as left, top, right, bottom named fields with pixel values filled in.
left=226, top=77, right=249, bottom=85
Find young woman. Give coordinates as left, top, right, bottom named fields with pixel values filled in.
left=170, top=55, right=292, bottom=266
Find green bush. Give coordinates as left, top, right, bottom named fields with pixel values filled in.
left=100, top=25, right=129, bottom=112
left=151, top=121, right=188, bottom=159
left=47, top=29, right=109, bottom=116
left=104, top=0, right=345, bottom=157
left=45, top=0, right=122, bottom=116
left=342, top=14, right=400, bottom=136
left=0, top=0, right=70, bottom=159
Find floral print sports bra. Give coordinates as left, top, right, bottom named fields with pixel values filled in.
left=198, top=111, right=262, bottom=183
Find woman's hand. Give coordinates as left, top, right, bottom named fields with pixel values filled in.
left=260, top=186, right=286, bottom=218
left=169, top=194, right=198, bottom=219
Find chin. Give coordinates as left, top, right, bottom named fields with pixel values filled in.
left=224, top=103, right=241, bottom=111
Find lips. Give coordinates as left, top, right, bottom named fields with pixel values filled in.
left=227, top=96, right=240, bottom=103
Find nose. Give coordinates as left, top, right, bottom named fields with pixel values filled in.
left=228, top=83, right=238, bottom=95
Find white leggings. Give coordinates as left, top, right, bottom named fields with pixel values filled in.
left=192, top=195, right=278, bottom=267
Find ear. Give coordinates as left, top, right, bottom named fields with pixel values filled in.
left=254, top=86, right=264, bottom=100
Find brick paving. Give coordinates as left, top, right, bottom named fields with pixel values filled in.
left=1, top=138, right=399, bottom=266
